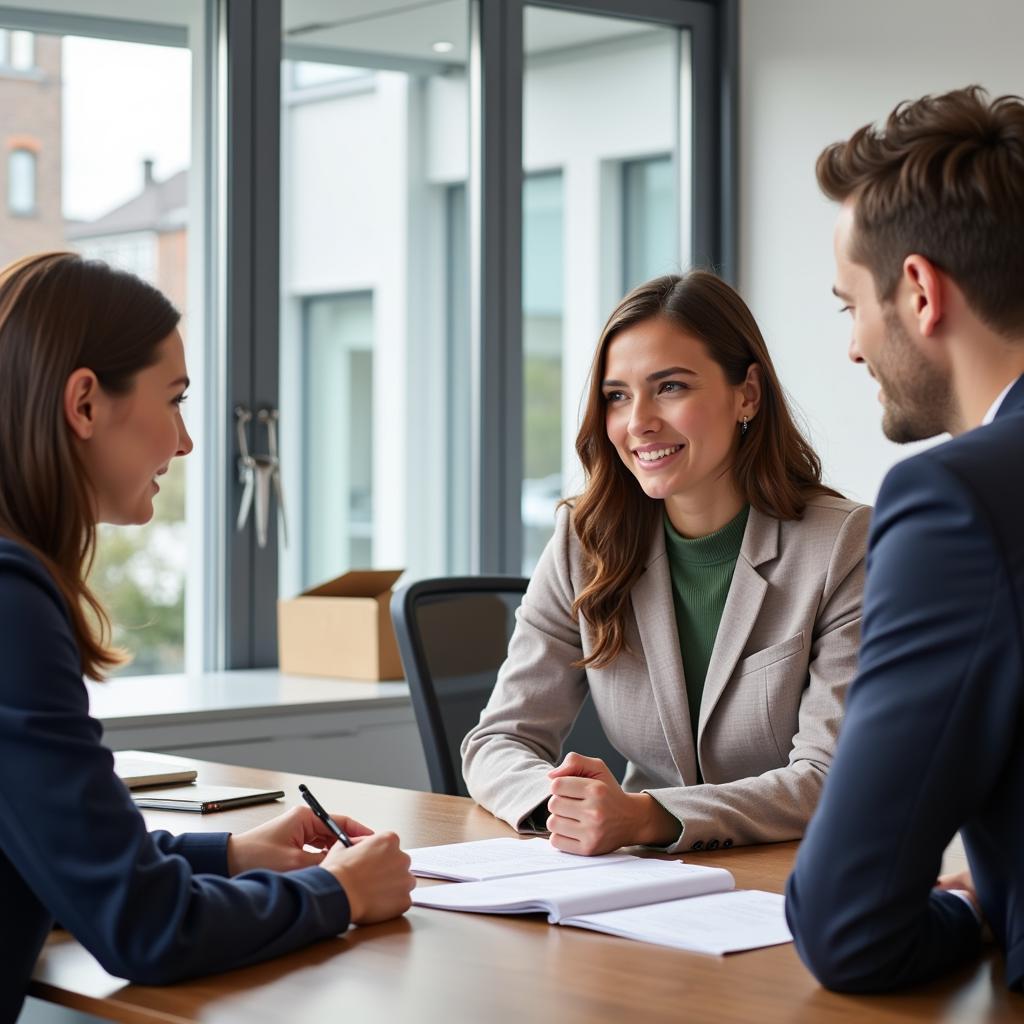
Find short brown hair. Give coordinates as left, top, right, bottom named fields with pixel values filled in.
left=0, top=252, right=180, bottom=678
left=817, top=86, right=1024, bottom=335
left=569, top=271, right=839, bottom=668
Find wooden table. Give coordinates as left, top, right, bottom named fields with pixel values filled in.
left=29, top=758, right=1024, bottom=1024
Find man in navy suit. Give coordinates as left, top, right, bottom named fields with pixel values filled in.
left=786, top=86, right=1024, bottom=991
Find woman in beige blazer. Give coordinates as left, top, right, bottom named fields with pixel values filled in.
left=462, top=271, right=869, bottom=856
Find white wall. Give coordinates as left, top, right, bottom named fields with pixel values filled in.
left=738, top=0, right=1024, bottom=504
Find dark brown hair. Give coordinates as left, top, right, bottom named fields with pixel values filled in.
left=0, top=252, right=180, bottom=678
left=817, top=85, right=1024, bottom=335
left=570, top=271, right=838, bottom=669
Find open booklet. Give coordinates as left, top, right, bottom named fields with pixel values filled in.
left=409, top=839, right=792, bottom=956
left=408, top=837, right=635, bottom=881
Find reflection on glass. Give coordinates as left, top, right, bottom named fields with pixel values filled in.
left=291, top=60, right=370, bottom=90
left=302, top=293, right=374, bottom=578
left=522, top=172, right=564, bottom=573
left=521, top=6, right=686, bottom=573
left=280, top=0, right=470, bottom=594
left=623, top=155, right=675, bottom=290
left=445, top=182, right=471, bottom=575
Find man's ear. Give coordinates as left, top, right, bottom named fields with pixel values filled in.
left=64, top=368, right=102, bottom=441
left=902, top=255, right=944, bottom=337
left=739, top=363, right=763, bottom=421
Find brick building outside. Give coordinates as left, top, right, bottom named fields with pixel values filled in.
left=0, top=30, right=65, bottom=267
left=66, top=161, right=189, bottom=314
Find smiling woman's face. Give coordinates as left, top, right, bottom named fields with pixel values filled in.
left=602, top=315, right=747, bottom=510
left=77, top=330, right=194, bottom=525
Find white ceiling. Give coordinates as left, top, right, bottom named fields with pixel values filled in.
left=284, top=0, right=660, bottom=69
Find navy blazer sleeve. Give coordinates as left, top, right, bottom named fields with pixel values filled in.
left=0, top=545, right=350, bottom=996
left=784, top=451, right=1014, bottom=991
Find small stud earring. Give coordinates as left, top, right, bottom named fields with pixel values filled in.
left=741, top=415, right=749, bottom=436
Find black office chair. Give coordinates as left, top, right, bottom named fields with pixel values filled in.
left=390, top=576, right=627, bottom=796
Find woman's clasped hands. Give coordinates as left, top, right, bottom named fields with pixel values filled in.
left=546, top=752, right=681, bottom=855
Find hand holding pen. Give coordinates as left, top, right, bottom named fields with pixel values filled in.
left=300, top=783, right=417, bottom=925
left=300, top=783, right=354, bottom=847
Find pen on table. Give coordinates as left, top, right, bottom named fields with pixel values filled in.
left=299, top=783, right=353, bottom=847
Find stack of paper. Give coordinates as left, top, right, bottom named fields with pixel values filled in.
left=408, top=838, right=791, bottom=955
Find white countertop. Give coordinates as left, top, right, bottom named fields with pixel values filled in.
left=86, top=669, right=411, bottom=725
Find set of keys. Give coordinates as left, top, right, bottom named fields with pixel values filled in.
left=235, top=405, right=288, bottom=548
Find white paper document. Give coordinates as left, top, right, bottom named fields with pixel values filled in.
left=410, top=846, right=792, bottom=955
left=412, top=858, right=735, bottom=922
left=562, top=889, right=793, bottom=955
left=408, top=837, right=633, bottom=881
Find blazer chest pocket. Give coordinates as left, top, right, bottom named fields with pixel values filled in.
left=743, top=634, right=807, bottom=765
left=735, top=633, right=804, bottom=676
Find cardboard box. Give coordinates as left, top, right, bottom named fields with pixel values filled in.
left=277, top=569, right=405, bottom=680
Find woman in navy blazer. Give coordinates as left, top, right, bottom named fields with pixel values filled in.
left=0, top=253, right=415, bottom=1023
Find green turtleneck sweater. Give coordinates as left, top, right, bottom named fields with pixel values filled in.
left=663, top=505, right=750, bottom=777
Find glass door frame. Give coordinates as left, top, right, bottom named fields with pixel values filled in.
left=224, top=0, right=737, bottom=664
left=472, top=0, right=738, bottom=575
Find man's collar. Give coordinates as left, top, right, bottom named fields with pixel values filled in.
left=989, top=374, right=1024, bottom=424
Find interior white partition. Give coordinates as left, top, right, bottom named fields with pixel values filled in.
left=738, top=0, right=1024, bottom=505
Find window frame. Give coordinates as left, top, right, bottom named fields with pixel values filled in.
left=0, top=0, right=736, bottom=668
left=0, top=1, right=216, bottom=673
left=240, top=0, right=736, bottom=659
left=473, top=0, right=737, bottom=575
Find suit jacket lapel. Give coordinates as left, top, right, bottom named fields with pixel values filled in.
left=697, top=507, right=779, bottom=740
left=631, top=529, right=699, bottom=786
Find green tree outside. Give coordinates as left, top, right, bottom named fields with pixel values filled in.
left=89, top=458, right=186, bottom=676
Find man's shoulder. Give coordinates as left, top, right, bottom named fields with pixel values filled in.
left=881, top=415, right=1024, bottom=516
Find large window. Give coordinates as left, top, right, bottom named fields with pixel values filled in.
left=0, top=4, right=208, bottom=676
left=66, top=34, right=195, bottom=676
left=0, top=2, right=731, bottom=671
left=520, top=7, right=689, bottom=571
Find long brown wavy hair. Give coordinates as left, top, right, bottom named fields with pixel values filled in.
left=0, top=252, right=181, bottom=679
left=570, top=270, right=839, bottom=669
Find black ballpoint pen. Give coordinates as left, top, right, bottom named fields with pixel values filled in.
left=299, top=784, right=353, bottom=847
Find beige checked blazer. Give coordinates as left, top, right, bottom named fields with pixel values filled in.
left=461, top=495, right=870, bottom=853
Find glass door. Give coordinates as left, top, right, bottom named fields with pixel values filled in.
left=520, top=5, right=690, bottom=571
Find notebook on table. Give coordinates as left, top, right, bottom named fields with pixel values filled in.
left=131, top=785, right=285, bottom=813
left=409, top=839, right=791, bottom=955
left=408, top=837, right=634, bottom=881
left=113, top=751, right=198, bottom=789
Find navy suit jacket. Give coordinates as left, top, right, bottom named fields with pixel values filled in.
left=786, top=374, right=1024, bottom=992
left=0, top=541, right=350, bottom=1024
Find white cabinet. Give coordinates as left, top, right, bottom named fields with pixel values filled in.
left=89, top=670, right=431, bottom=791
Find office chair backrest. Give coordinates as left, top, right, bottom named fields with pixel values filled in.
left=391, top=576, right=627, bottom=796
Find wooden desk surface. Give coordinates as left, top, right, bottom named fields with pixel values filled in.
left=29, top=758, right=1024, bottom=1024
